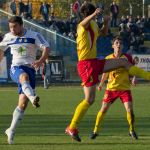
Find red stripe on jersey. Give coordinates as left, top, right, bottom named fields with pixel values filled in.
left=87, top=25, right=94, bottom=49
left=123, top=53, right=135, bottom=65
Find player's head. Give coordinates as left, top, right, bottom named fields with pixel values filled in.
left=112, top=35, right=123, bottom=52
left=8, top=16, right=23, bottom=36
left=133, top=56, right=139, bottom=65
left=112, top=0, right=116, bottom=5
left=80, top=2, right=96, bottom=18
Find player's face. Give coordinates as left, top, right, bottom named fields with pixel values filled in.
left=112, top=39, right=123, bottom=52
left=9, top=22, right=23, bottom=36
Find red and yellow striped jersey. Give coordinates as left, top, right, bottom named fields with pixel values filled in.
left=76, top=20, right=99, bottom=61
left=106, top=53, right=134, bottom=90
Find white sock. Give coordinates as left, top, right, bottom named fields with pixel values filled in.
left=21, top=81, right=35, bottom=103
left=9, top=106, right=24, bottom=131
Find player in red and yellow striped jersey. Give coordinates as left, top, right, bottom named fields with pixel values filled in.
left=65, top=2, right=150, bottom=142
left=91, top=38, right=138, bottom=140
left=105, top=53, right=134, bottom=91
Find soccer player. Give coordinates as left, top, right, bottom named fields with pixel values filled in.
left=0, top=16, right=50, bottom=144
left=65, top=2, right=150, bottom=142
left=91, top=36, right=138, bottom=140
left=43, top=58, right=51, bottom=89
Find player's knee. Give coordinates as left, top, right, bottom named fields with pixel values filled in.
left=18, top=104, right=26, bottom=111
left=18, top=104, right=25, bottom=111
left=102, top=108, right=108, bottom=113
left=85, top=94, right=95, bottom=105
left=126, top=109, right=133, bottom=114
left=87, top=99, right=95, bottom=105
left=19, top=73, right=29, bottom=83
left=18, top=101, right=28, bottom=110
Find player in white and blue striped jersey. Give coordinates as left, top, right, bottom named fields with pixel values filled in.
left=0, top=16, right=50, bottom=144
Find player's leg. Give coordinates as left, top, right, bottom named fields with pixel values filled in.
left=103, top=58, right=150, bottom=80
left=91, top=90, right=118, bottom=139
left=103, top=58, right=131, bottom=72
left=20, top=72, right=40, bottom=108
left=10, top=66, right=39, bottom=108
left=124, top=102, right=134, bottom=132
left=121, top=91, right=138, bottom=140
left=5, top=94, right=28, bottom=144
left=124, top=101, right=138, bottom=140
left=44, top=75, right=48, bottom=89
left=91, top=101, right=111, bottom=139
left=66, top=60, right=99, bottom=142
left=66, top=85, right=96, bottom=142
left=70, top=85, right=96, bottom=128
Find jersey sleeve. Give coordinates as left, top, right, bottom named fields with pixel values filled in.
left=105, top=54, right=112, bottom=59
left=35, top=33, right=50, bottom=50
left=124, top=53, right=135, bottom=65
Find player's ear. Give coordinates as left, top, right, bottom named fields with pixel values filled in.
left=111, top=40, right=114, bottom=49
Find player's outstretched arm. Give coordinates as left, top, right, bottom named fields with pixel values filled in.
left=99, top=15, right=110, bottom=36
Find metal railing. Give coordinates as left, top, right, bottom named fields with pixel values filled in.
left=0, top=9, right=80, bottom=83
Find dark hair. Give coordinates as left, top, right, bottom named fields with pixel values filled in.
left=80, top=3, right=96, bottom=18
left=133, top=56, right=139, bottom=64
left=8, top=16, right=23, bottom=25
left=112, top=35, right=123, bottom=44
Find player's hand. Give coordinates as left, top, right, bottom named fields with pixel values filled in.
left=131, top=76, right=137, bottom=86
left=32, top=60, right=41, bottom=70
left=94, top=8, right=103, bottom=17
left=131, top=79, right=137, bottom=86
left=98, top=85, right=103, bottom=91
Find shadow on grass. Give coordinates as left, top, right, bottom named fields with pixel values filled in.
left=1, top=140, right=150, bottom=146
left=0, top=114, right=150, bottom=136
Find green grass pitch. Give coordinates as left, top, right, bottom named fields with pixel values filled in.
left=0, top=85, right=150, bottom=150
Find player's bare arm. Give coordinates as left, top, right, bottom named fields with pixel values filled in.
left=98, top=73, right=108, bottom=91
left=99, top=15, right=110, bottom=36
left=80, top=8, right=103, bottom=29
left=32, top=47, right=50, bottom=70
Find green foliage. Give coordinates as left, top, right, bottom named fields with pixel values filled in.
left=53, top=2, right=71, bottom=19
left=1, top=0, right=150, bottom=19
left=53, top=0, right=149, bottom=18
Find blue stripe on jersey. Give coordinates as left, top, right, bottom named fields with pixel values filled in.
left=37, top=34, right=45, bottom=44
left=7, top=38, right=35, bottom=45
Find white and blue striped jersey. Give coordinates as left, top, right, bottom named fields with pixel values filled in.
left=0, top=29, right=50, bottom=66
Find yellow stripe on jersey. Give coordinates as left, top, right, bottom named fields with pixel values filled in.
left=106, top=54, right=131, bottom=90
left=76, top=20, right=99, bottom=61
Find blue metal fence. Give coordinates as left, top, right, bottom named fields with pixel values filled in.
left=0, top=9, right=80, bottom=83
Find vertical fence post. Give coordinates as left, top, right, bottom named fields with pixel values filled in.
left=143, top=0, right=145, bottom=17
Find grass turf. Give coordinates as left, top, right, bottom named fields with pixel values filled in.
left=0, top=85, right=150, bottom=150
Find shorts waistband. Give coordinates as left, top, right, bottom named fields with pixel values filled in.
left=23, top=64, right=32, bottom=67
left=78, top=58, right=97, bottom=62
